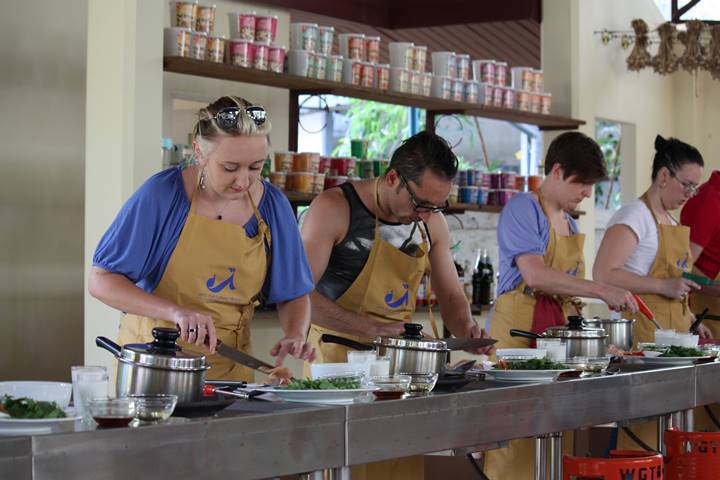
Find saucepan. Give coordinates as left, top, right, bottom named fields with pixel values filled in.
left=584, top=316, right=634, bottom=351
left=510, top=316, right=608, bottom=359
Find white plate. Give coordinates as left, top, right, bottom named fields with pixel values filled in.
left=0, top=381, right=72, bottom=409
left=255, top=387, right=377, bottom=404
left=627, top=355, right=712, bottom=367
left=488, top=369, right=575, bottom=383
left=0, top=408, right=81, bottom=436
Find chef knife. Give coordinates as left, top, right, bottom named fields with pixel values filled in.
left=215, top=341, right=277, bottom=376
left=444, top=337, right=497, bottom=350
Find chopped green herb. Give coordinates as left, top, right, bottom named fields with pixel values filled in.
left=0, top=395, right=66, bottom=419
left=494, top=358, right=568, bottom=370
left=285, top=377, right=361, bottom=390
left=659, top=346, right=704, bottom=357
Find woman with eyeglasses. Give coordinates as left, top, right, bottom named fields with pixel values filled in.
left=89, top=96, right=316, bottom=381
left=593, top=135, right=710, bottom=344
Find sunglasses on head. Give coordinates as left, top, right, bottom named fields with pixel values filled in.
left=208, top=106, right=267, bottom=131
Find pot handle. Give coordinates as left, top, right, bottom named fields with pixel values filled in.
left=96, top=336, right=122, bottom=358
left=320, top=334, right=374, bottom=351
left=509, top=329, right=543, bottom=340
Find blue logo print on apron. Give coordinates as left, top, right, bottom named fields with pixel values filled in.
left=206, top=267, right=237, bottom=293
left=385, top=283, right=410, bottom=308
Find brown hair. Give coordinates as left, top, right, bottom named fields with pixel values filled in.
left=544, top=131, right=607, bottom=184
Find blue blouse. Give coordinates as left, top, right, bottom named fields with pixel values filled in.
left=93, top=167, right=314, bottom=304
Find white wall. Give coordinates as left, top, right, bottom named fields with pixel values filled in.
left=674, top=70, right=720, bottom=173
left=0, top=0, right=87, bottom=381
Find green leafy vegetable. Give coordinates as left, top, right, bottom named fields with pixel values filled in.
left=493, top=358, right=568, bottom=370
left=659, top=346, right=704, bottom=358
left=285, top=377, right=361, bottom=390
left=0, top=395, right=66, bottom=419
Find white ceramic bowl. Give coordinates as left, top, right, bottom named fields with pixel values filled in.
left=0, top=381, right=72, bottom=409
left=496, top=348, right=547, bottom=360
left=309, top=362, right=370, bottom=380
left=671, top=333, right=699, bottom=348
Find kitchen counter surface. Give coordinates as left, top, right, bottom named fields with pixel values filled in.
left=2, top=362, right=719, bottom=479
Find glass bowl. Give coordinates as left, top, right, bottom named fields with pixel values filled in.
left=370, top=375, right=412, bottom=400
left=400, top=373, right=439, bottom=396
left=87, top=397, right=136, bottom=428
left=128, top=394, right=178, bottom=422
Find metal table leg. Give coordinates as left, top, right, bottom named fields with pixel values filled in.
left=671, top=411, right=685, bottom=431
left=658, top=414, right=670, bottom=456
left=683, top=408, right=695, bottom=432
left=331, top=466, right=351, bottom=480
left=549, top=432, right=563, bottom=480
left=535, top=435, right=548, bottom=480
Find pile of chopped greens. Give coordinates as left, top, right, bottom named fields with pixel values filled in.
left=658, top=346, right=704, bottom=358
left=285, top=377, right=361, bottom=390
left=0, top=395, right=66, bottom=419
left=494, top=358, right=568, bottom=371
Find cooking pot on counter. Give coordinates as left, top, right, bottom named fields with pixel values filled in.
left=584, top=315, right=634, bottom=351
left=96, top=327, right=210, bottom=403
left=510, top=315, right=608, bottom=359
left=374, top=323, right=449, bottom=377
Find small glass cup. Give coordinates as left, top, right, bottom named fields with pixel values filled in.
left=71, top=366, right=109, bottom=421
left=129, top=394, right=178, bottom=423
left=88, top=397, right=136, bottom=429
left=369, top=356, right=390, bottom=376
left=347, top=351, right=376, bottom=364
left=536, top=339, right=566, bottom=362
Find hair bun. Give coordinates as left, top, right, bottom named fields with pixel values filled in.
left=655, top=134, right=668, bottom=152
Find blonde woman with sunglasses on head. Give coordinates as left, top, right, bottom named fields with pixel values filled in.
left=89, top=96, right=316, bottom=382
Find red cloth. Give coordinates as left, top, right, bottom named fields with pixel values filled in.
left=530, top=295, right=566, bottom=344
left=681, top=170, right=720, bottom=279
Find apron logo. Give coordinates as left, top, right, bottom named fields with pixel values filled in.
left=385, top=283, right=409, bottom=308
left=206, top=267, right=237, bottom=293
left=566, top=261, right=581, bottom=277
left=677, top=253, right=690, bottom=270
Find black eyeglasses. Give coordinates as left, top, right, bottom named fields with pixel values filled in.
left=398, top=172, right=449, bottom=213
left=669, top=170, right=699, bottom=196
left=209, top=106, right=267, bottom=131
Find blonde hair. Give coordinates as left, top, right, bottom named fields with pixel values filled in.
left=193, top=96, right=272, bottom=155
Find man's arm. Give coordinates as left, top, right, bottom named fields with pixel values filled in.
left=300, top=189, right=405, bottom=339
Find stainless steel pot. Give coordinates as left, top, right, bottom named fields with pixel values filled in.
left=373, top=323, right=449, bottom=376
left=584, top=316, right=634, bottom=351
left=96, top=327, right=210, bottom=403
left=510, top=316, right=608, bottom=359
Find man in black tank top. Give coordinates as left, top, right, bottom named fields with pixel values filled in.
left=300, top=131, right=494, bottom=354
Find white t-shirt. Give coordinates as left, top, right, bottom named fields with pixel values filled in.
left=605, top=199, right=674, bottom=276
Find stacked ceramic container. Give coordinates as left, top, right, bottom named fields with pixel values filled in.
left=165, top=1, right=226, bottom=64
left=227, top=11, right=285, bottom=73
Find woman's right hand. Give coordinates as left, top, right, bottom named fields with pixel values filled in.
left=660, top=277, right=700, bottom=300
left=599, top=284, right=638, bottom=313
left=170, top=308, right=218, bottom=353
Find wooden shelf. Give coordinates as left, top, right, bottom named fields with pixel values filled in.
left=164, top=57, right=585, bottom=131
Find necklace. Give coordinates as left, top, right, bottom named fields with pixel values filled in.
left=203, top=190, right=238, bottom=220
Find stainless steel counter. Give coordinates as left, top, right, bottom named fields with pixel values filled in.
left=2, top=363, right=719, bottom=479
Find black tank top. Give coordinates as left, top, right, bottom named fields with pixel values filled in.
left=314, top=182, right=432, bottom=301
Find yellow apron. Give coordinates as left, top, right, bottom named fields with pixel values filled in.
left=690, top=272, right=720, bottom=338
left=117, top=184, right=271, bottom=382
left=307, top=178, right=430, bottom=480
left=618, top=194, right=716, bottom=448
left=485, top=192, right=585, bottom=479
left=307, top=178, right=431, bottom=365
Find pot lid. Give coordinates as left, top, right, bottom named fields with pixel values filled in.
left=545, top=316, right=607, bottom=339
left=584, top=316, right=635, bottom=325
left=374, top=323, right=448, bottom=352
left=119, top=328, right=209, bottom=371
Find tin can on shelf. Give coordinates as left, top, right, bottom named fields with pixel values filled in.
left=495, top=61, right=508, bottom=86
left=390, top=67, right=411, bottom=93
left=360, top=62, right=375, bottom=88
left=318, top=156, right=331, bottom=175
left=528, top=175, right=543, bottom=192
left=290, top=22, right=318, bottom=52
left=448, top=184, right=459, bottom=204
left=365, top=36, right=381, bottom=63
left=293, top=152, right=320, bottom=173
left=500, top=172, right=516, bottom=189
left=269, top=171, right=287, bottom=190
left=325, top=176, right=349, bottom=189
left=252, top=42, right=269, bottom=70
left=190, top=31, right=208, bottom=60
left=229, top=39, right=254, bottom=67
left=372, top=159, right=389, bottom=177
left=533, top=69, right=544, bottom=93
left=412, top=45, right=427, bottom=72
left=350, top=140, right=369, bottom=160
left=170, top=1, right=198, bottom=29
left=330, top=157, right=356, bottom=176
left=339, top=33, right=366, bottom=60
left=456, top=54, right=471, bottom=81
left=472, top=60, right=496, bottom=85
left=195, top=4, right=215, bottom=34
left=515, top=175, right=527, bottom=192
left=206, top=35, right=226, bottom=63
left=530, top=93, right=542, bottom=113
left=452, top=79, right=464, bottom=102
left=421, top=73, right=432, bottom=96
left=274, top=151, right=294, bottom=172
left=458, top=186, right=479, bottom=204
left=376, top=64, right=390, bottom=90
left=311, top=173, right=326, bottom=194
left=164, top=27, right=192, bottom=57
left=477, top=188, right=489, bottom=205
left=489, top=172, right=502, bottom=189
left=478, top=83, right=494, bottom=106
left=511, top=67, right=534, bottom=91
left=288, top=172, right=314, bottom=193
left=410, top=71, right=422, bottom=95
left=492, top=87, right=504, bottom=108
left=503, top=88, right=516, bottom=109
left=314, top=54, right=328, bottom=80
left=464, top=81, right=480, bottom=104
left=342, top=59, right=362, bottom=86
left=254, top=15, right=275, bottom=44
left=540, top=93, right=552, bottom=115
left=318, top=26, right=334, bottom=56
left=517, top=90, right=532, bottom=112
left=228, top=12, right=256, bottom=41
left=326, top=55, right=343, bottom=82
left=358, top=161, right=374, bottom=179
left=457, top=170, right=469, bottom=186
left=268, top=46, right=286, bottom=73
left=431, top=76, right=452, bottom=100
left=479, top=173, right=492, bottom=189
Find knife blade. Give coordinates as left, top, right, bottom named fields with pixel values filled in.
left=444, top=337, right=498, bottom=351
left=216, top=341, right=276, bottom=376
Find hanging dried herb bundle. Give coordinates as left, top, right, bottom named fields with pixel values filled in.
left=627, top=19, right=652, bottom=71
left=706, top=24, right=720, bottom=80
left=653, top=22, right=679, bottom=74
left=678, top=20, right=706, bottom=72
